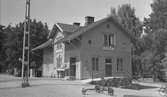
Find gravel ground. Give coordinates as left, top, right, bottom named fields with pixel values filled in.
left=0, top=79, right=162, bottom=97
left=0, top=74, right=163, bottom=97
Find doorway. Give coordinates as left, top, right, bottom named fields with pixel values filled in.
left=70, top=57, right=76, bottom=77
left=105, top=58, right=112, bottom=76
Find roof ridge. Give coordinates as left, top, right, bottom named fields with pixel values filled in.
left=57, top=22, right=73, bottom=26
left=56, top=23, right=81, bottom=33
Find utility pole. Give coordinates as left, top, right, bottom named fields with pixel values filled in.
left=21, top=0, right=31, bottom=88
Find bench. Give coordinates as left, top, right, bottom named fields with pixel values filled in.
left=82, top=85, right=114, bottom=96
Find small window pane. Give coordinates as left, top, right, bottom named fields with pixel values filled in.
left=88, top=40, right=92, bottom=44
left=104, top=34, right=108, bottom=46
left=109, top=34, right=114, bottom=47
left=117, top=58, right=123, bottom=71
left=57, top=55, right=62, bottom=68
left=96, top=58, right=99, bottom=71
left=92, top=57, right=95, bottom=71
left=105, top=58, right=112, bottom=63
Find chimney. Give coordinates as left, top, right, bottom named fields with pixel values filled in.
left=73, top=22, right=80, bottom=26
left=85, top=16, right=94, bottom=26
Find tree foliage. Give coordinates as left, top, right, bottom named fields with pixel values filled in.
left=143, top=0, right=167, bottom=81
left=144, top=0, right=167, bottom=33
left=111, top=4, right=143, bottom=76
left=0, top=25, right=6, bottom=72
left=2, top=19, right=49, bottom=74
left=117, top=4, right=142, bottom=38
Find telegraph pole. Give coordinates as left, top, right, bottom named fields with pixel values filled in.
left=21, top=0, right=31, bottom=88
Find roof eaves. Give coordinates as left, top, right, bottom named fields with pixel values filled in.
left=31, top=39, right=53, bottom=51
left=56, top=23, right=64, bottom=32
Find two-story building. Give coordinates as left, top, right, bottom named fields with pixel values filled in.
left=32, top=16, right=132, bottom=80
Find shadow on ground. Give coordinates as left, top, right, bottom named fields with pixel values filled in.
left=0, top=86, right=21, bottom=90
left=121, top=83, right=157, bottom=90
left=0, top=82, right=87, bottom=90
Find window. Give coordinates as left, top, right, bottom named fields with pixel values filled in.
left=96, top=58, right=99, bottom=71
left=109, top=34, right=114, bottom=47
left=105, top=58, right=112, bottom=76
left=104, top=34, right=108, bottom=46
left=105, top=58, right=112, bottom=64
left=92, top=58, right=95, bottom=71
left=88, top=40, right=92, bottom=44
left=103, top=33, right=115, bottom=48
left=92, top=57, right=99, bottom=71
left=57, top=55, right=62, bottom=68
left=117, top=58, right=123, bottom=72
left=57, top=43, right=62, bottom=49
left=106, top=24, right=110, bottom=29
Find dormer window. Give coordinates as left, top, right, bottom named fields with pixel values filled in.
left=103, top=33, right=115, bottom=48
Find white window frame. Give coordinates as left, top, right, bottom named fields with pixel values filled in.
left=103, top=33, right=116, bottom=49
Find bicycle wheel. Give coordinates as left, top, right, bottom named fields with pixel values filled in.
left=159, top=87, right=167, bottom=97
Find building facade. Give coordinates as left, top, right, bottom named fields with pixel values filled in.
left=33, top=16, right=132, bottom=79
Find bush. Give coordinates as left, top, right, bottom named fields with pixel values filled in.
left=89, top=80, right=97, bottom=85
left=89, top=77, right=132, bottom=87
left=119, top=78, right=132, bottom=86
left=110, top=78, right=121, bottom=87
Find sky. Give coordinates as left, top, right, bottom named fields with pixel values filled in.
left=1, top=0, right=153, bottom=29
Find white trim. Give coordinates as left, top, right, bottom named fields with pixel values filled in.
left=55, top=23, right=64, bottom=32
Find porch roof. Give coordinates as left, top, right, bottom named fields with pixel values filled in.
left=31, top=39, right=53, bottom=51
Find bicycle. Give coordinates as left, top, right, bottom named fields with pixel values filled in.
left=159, top=86, right=167, bottom=97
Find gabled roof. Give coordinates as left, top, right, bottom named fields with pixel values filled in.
left=31, top=39, right=53, bottom=51
left=32, top=15, right=133, bottom=51
left=56, top=23, right=81, bottom=33
left=63, top=15, right=133, bottom=42
left=64, top=17, right=107, bottom=41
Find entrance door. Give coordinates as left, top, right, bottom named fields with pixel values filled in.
left=105, top=58, right=112, bottom=76
left=70, top=57, right=76, bottom=76
left=105, top=65, right=112, bottom=76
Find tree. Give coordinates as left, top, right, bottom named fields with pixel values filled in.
left=141, top=29, right=167, bottom=81
left=0, top=25, right=6, bottom=72
left=144, top=0, right=167, bottom=34
left=143, top=0, right=167, bottom=81
left=0, top=25, right=5, bottom=51
left=3, top=20, right=49, bottom=75
left=114, top=4, right=143, bottom=76
left=117, top=4, right=142, bottom=38
left=30, top=20, right=49, bottom=71
left=4, top=25, right=19, bottom=73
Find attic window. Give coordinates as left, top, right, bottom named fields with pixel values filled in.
left=103, top=33, right=115, bottom=48
left=88, top=40, right=92, bottom=44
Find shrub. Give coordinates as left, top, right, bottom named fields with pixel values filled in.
left=89, top=77, right=132, bottom=87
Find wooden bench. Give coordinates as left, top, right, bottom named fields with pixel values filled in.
left=82, top=85, right=114, bottom=96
